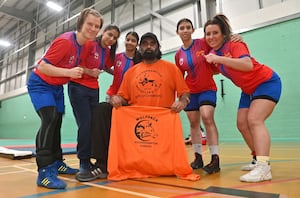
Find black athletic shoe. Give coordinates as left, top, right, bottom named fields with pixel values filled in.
left=190, top=153, right=203, bottom=169
left=75, top=165, right=108, bottom=182
left=203, top=154, right=220, bottom=174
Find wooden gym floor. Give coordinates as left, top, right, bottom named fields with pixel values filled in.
left=0, top=141, right=299, bottom=198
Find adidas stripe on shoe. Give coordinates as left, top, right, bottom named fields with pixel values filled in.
left=55, top=160, right=79, bottom=174
left=75, top=165, right=108, bottom=182
left=37, top=163, right=67, bottom=189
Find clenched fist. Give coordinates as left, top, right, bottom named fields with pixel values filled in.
left=69, top=67, right=84, bottom=78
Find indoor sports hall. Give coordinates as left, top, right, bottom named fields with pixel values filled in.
left=0, top=0, right=299, bottom=197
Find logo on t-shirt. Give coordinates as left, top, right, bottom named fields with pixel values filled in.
left=135, top=120, right=158, bottom=141
left=136, top=70, right=162, bottom=95
left=134, top=114, right=159, bottom=147
left=69, top=55, right=75, bottom=65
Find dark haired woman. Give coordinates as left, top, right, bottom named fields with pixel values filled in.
left=68, top=24, right=120, bottom=182
left=204, top=14, right=281, bottom=182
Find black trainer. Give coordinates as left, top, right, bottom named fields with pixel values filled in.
left=203, top=154, right=220, bottom=174
left=190, top=153, right=203, bottom=169
left=75, top=165, right=108, bottom=182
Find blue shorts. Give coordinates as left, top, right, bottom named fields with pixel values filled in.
left=27, top=72, right=65, bottom=113
left=238, top=72, right=282, bottom=109
left=185, top=90, right=217, bottom=111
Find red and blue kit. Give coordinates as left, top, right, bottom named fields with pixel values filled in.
left=213, top=42, right=273, bottom=95
left=106, top=52, right=134, bottom=96
left=71, top=40, right=113, bottom=89
left=175, top=38, right=217, bottom=93
left=34, top=31, right=82, bottom=85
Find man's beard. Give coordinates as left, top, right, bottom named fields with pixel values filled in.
left=140, top=49, right=158, bottom=60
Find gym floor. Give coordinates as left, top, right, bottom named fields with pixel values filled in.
left=0, top=141, right=299, bottom=198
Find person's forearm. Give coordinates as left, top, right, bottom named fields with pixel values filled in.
left=179, top=93, right=190, bottom=106
left=218, top=56, right=253, bottom=72
left=38, top=62, right=69, bottom=77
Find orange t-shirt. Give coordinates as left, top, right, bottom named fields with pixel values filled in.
left=108, top=106, right=200, bottom=181
left=117, top=59, right=190, bottom=107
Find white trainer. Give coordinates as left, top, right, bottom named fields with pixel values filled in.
left=240, top=161, right=272, bottom=182
left=241, top=159, right=257, bottom=171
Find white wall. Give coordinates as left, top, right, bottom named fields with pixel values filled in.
left=115, top=0, right=300, bottom=53
left=160, top=0, right=300, bottom=53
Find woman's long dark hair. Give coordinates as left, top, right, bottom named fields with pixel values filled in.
left=176, top=18, right=194, bottom=32
left=125, top=31, right=141, bottom=65
left=204, top=14, right=232, bottom=42
left=95, top=24, right=120, bottom=61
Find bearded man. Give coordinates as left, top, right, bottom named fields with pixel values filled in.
left=111, top=32, right=190, bottom=110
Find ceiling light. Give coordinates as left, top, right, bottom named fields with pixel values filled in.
left=46, top=1, right=63, bottom=11
left=0, top=39, right=11, bottom=47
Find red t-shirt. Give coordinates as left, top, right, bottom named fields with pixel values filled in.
left=175, top=38, right=217, bottom=93
left=71, top=40, right=113, bottom=89
left=34, top=31, right=81, bottom=85
left=213, top=42, right=273, bottom=94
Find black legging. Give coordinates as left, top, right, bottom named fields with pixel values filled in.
left=91, top=102, right=113, bottom=173
left=36, top=106, right=63, bottom=170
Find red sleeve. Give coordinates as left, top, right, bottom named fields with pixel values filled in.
left=230, top=42, right=250, bottom=58
left=43, top=39, right=72, bottom=65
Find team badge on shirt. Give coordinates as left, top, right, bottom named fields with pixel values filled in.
left=196, top=50, right=205, bottom=56
left=69, top=55, right=75, bottom=65
left=179, top=58, right=184, bottom=66
left=94, top=52, right=99, bottom=60
left=116, top=60, right=122, bottom=67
